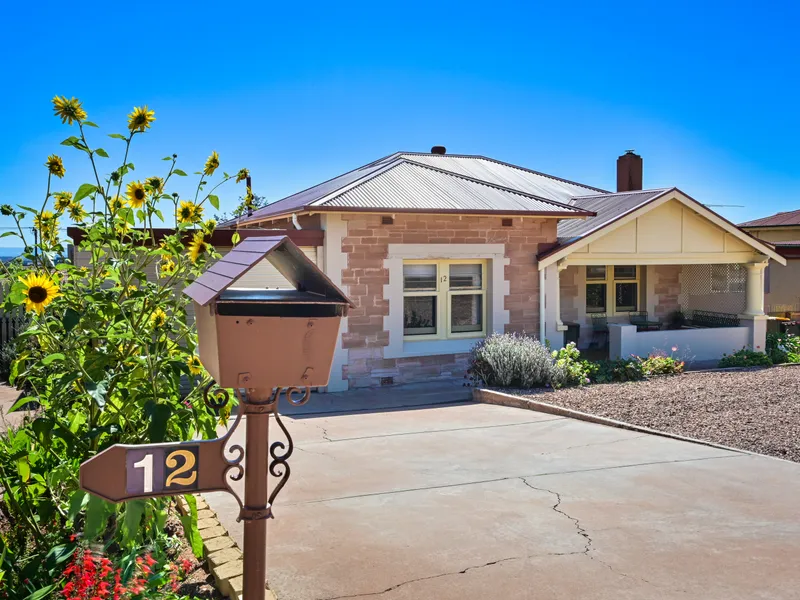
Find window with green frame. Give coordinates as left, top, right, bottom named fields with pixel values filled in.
left=585, top=265, right=639, bottom=314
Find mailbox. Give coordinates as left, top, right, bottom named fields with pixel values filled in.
left=183, top=235, right=353, bottom=389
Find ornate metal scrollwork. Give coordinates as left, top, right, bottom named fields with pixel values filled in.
left=285, top=386, right=311, bottom=406
left=268, top=410, right=295, bottom=506
left=203, top=380, right=230, bottom=413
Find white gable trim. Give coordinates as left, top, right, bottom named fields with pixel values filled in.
left=539, top=189, right=786, bottom=269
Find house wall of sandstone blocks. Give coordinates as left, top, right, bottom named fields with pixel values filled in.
left=321, top=213, right=558, bottom=390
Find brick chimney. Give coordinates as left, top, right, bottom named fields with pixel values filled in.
left=616, top=150, right=643, bottom=192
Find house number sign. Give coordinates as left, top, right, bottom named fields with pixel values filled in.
left=80, top=437, right=239, bottom=504
left=126, top=446, right=199, bottom=495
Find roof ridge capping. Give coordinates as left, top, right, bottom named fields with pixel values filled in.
left=183, top=235, right=354, bottom=307
left=399, top=152, right=609, bottom=194
left=379, top=157, right=596, bottom=216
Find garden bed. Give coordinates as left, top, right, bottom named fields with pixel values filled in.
left=510, top=366, right=800, bottom=462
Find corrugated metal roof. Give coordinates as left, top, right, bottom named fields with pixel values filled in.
left=771, top=239, right=800, bottom=247
left=398, top=153, right=605, bottom=203
left=225, top=151, right=601, bottom=225
left=320, top=161, right=593, bottom=214
left=556, top=188, right=671, bottom=243
left=739, top=209, right=800, bottom=228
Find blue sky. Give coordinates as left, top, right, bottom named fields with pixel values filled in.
left=1, top=0, right=799, bottom=246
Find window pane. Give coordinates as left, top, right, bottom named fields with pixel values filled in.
left=586, top=283, right=607, bottom=313
left=450, top=294, right=483, bottom=333
left=586, top=266, right=606, bottom=280
left=614, top=266, right=637, bottom=280
left=449, top=264, right=482, bottom=289
left=404, top=264, right=436, bottom=291
left=404, top=296, right=437, bottom=335
left=615, top=282, right=638, bottom=312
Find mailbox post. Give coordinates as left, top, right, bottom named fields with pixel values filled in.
left=80, top=236, right=352, bottom=600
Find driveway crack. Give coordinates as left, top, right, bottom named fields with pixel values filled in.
left=520, top=478, right=592, bottom=555
left=519, top=478, right=658, bottom=588
left=316, top=556, right=521, bottom=600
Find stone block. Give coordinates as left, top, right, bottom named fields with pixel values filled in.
left=208, top=546, right=243, bottom=569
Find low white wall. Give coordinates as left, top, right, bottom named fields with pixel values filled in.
left=609, top=324, right=750, bottom=362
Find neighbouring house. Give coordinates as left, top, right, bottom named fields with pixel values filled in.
left=739, top=209, right=800, bottom=316
left=206, top=148, right=785, bottom=391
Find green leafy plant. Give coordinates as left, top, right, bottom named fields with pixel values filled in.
left=718, top=348, right=773, bottom=368
left=590, top=358, right=645, bottom=384
left=765, top=332, right=800, bottom=364
left=639, top=354, right=685, bottom=376
left=0, top=96, right=246, bottom=595
left=550, top=343, right=593, bottom=388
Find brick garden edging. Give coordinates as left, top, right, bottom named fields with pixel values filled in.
left=472, top=387, right=761, bottom=458
left=176, top=495, right=277, bottom=600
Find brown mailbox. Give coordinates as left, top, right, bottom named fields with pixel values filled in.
left=183, top=235, right=353, bottom=389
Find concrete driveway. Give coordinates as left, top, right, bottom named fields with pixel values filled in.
left=205, top=385, right=800, bottom=600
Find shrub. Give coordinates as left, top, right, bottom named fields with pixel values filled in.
left=591, top=358, right=645, bottom=384
left=469, top=333, right=553, bottom=388
left=639, top=354, right=685, bottom=376
left=551, top=343, right=593, bottom=388
left=718, top=348, right=773, bottom=368
left=0, top=343, right=16, bottom=383
left=766, top=332, right=800, bottom=364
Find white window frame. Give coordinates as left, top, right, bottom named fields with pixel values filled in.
left=585, top=265, right=640, bottom=315
left=402, top=259, right=487, bottom=341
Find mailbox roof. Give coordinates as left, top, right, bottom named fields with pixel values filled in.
left=183, top=236, right=353, bottom=307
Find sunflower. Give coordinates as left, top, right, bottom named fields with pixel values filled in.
left=45, top=155, right=66, bottom=178
left=127, top=106, right=155, bottom=133
left=235, top=168, right=249, bottom=183
left=34, top=211, right=59, bottom=243
left=177, top=201, right=199, bottom=224
left=187, top=355, right=203, bottom=375
left=187, top=232, right=209, bottom=264
left=53, top=191, right=73, bottom=213
left=150, top=308, right=168, bottom=329
left=109, top=194, right=126, bottom=212
left=202, top=219, right=216, bottom=234
left=52, top=96, right=87, bottom=125
left=145, top=176, right=164, bottom=195
left=19, top=272, right=59, bottom=314
left=160, top=258, right=177, bottom=276
left=68, top=202, right=87, bottom=222
left=203, top=151, right=220, bottom=176
left=126, top=181, right=147, bottom=209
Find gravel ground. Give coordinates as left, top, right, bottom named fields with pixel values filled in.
left=516, top=366, right=800, bottom=462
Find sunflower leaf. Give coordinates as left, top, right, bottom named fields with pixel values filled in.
left=208, top=194, right=219, bottom=210
left=62, top=308, right=80, bottom=333
left=82, top=121, right=99, bottom=127
left=86, top=380, right=108, bottom=409
left=0, top=231, right=18, bottom=239
left=74, top=183, right=98, bottom=202
left=60, top=136, right=80, bottom=147
left=108, top=133, right=127, bottom=140
left=42, top=353, right=65, bottom=365
left=231, top=231, right=241, bottom=246
left=126, top=162, right=135, bottom=171
left=173, top=169, right=187, bottom=177
left=94, top=148, right=109, bottom=158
